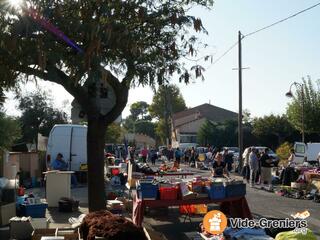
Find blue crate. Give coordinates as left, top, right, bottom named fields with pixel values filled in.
left=20, top=203, right=48, bottom=218
left=206, top=185, right=225, bottom=200
left=137, top=182, right=159, bottom=199
left=225, top=184, right=246, bottom=198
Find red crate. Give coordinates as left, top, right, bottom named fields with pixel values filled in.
left=111, top=168, right=120, bottom=175
left=159, top=187, right=178, bottom=200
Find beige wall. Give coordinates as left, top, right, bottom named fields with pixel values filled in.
left=125, top=133, right=156, bottom=148
left=179, top=118, right=206, bottom=133
left=173, top=118, right=206, bottom=143
left=173, top=113, right=200, bottom=127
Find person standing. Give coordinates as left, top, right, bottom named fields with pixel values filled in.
left=166, top=145, right=174, bottom=162
left=260, top=148, right=273, bottom=189
left=288, top=148, right=296, bottom=167
left=242, top=148, right=251, bottom=183
left=140, top=146, right=148, bottom=163
left=249, top=148, right=259, bottom=187
left=149, top=148, right=157, bottom=166
left=175, top=147, right=182, bottom=165
left=190, top=147, right=197, bottom=167
left=223, top=148, right=234, bottom=172
left=184, top=148, right=191, bottom=164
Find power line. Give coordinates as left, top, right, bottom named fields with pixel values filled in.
left=211, top=41, right=238, bottom=66
left=244, top=1, right=320, bottom=38
left=206, top=1, right=320, bottom=69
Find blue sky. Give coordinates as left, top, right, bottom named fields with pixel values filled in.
left=4, top=0, right=320, bottom=118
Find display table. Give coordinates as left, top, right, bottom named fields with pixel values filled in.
left=132, top=194, right=252, bottom=226
left=44, top=171, right=74, bottom=207
left=145, top=172, right=194, bottom=178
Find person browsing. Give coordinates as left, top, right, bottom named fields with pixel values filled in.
left=211, top=153, right=229, bottom=177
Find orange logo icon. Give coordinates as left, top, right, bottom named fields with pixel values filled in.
left=203, top=210, right=228, bottom=235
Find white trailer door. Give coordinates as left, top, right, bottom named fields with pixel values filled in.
left=70, top=126, right=87, bottom=171
left=294, top=142, right=306, bottom=164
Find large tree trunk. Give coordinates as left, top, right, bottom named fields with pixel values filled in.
left=87, top=116, right=107, bottom=211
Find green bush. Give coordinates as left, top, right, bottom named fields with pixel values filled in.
left=276, top=142, right=293, bottom=166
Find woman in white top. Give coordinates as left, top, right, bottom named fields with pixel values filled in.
left=288, top=148, right=295, bottom=167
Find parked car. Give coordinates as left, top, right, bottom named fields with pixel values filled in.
left=294, top=142, right=320, bottom=165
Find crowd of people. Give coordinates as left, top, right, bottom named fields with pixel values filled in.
left=242, top=147, right=276, bottom=189
left=125, top=145, right=236, bottom=177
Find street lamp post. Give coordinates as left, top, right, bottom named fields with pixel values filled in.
left=285, top=82, right=305, bottom=143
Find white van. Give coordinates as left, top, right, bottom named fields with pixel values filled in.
left=46, top=124, right=87, bottom=171
left=294, top=142, right=320, bottom=165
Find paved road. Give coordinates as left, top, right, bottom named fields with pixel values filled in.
left=144, top=162, right=320, bottom=239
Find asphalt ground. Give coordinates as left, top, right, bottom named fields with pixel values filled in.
left=1, top=161, right=319, bottom=239
left=143, top=162, right=320, bottom=239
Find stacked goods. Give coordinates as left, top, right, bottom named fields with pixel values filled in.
left=206, top=182, right=225, bottom=200
left=137, top=180, right=159, bottom=200
left=20, top=196, right=48, bottom=218
left=80, top=210, right=147, bottom=240
left=224, top=180, right=246, bottom=198
left=291, top=178, right=307, bottom=190
left=159, top=184, right=178, bottom=200
left=179, top=182, right=197, bottom=200
left=106, top=200, right=124, bottom=214
left=58, top=197, right=79, bottom=212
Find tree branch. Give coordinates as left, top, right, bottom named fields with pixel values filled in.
left=100, top=68, right=129, bottom=125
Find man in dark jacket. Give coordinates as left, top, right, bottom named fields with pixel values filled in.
left=260, top=148, right=272, bottom=188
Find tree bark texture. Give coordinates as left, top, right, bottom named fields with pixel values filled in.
left=87, top=117, right=107, bottom=211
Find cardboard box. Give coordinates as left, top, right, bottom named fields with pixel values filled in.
left=31, top=218, right=50, bottom=229
left=32, top=228, right=80, bottom=240
left=10, top=217, right=34, bottom=240
left=0, top=202, right=16, bottom=226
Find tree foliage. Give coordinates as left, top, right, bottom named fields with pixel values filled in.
left=16, top=89, right=68, bottom=146
left=197, top=120, right=238, bottom=147
left=276, top=142, right=293, bottom=163
left=134, top=120, right=156, bottom=138
left=149, top=84, right=187, bottom=119
left=123, top=101, right=155, bottom=138
left=0, top=0, right=213, bottom=211
left=130, top=101, right=149, bottom=121
left=287, top=77, right=320, bottom=135
left=149, top=84, right=187, bottom=144
left=252, top=114, right=298, bottom=150
left=105, top=123, right=123, bottom=144
left=0, top=111, right=21, bottom=150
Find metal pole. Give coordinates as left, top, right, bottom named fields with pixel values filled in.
left=238, top=31, right=243, bottom=170
left=301, top=84, right=305, bottom=143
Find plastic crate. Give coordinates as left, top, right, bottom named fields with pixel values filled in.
left=111, top=168, right=120, bottom=176
left=137, top=181, right=159, bottom=199
left=225, top=183, right=246, bottom=198
left=206, top=185, right=225, bottom=200
left=20, top=203, right=48, bottom=218
left=159, top=187, right=178, bottom=200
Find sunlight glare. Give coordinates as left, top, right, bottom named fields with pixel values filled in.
left=8, top=0, right=22, bottom=7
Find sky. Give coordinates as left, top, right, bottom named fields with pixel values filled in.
left=3, top=0, right=320, bottom=119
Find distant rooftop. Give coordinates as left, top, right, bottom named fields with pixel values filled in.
left=173, top=103, right=238, bottom=123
